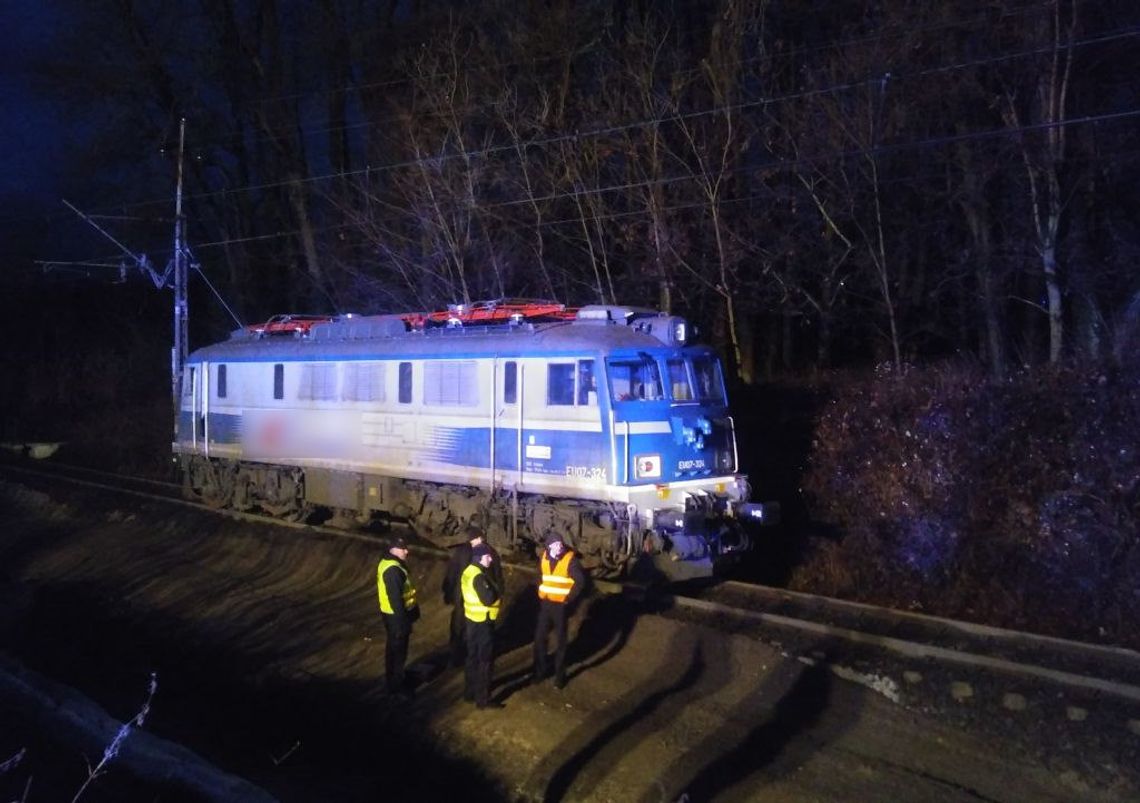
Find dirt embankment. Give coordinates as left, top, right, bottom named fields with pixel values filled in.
left=0, top=482, right=504, bottom=801
left=2, top=479, right=1134, bottom=802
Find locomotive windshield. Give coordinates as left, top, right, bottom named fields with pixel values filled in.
left=691, top=355, right=725, bottom=403
left=609, top=354, right=725, bottom=404
left=608, top=355, right=664, bottom=402
left=666, top=359, right=692, bottom=401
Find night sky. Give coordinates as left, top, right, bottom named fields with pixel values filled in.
left=1, top=2, right=61, bottom=207
left=1, top=1, right=93, bottom=280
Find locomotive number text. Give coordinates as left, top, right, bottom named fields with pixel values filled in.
left=565, top=465, right=607, bottom=481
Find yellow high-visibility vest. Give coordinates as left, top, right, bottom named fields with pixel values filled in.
left=461, top=564, right=500, bottom=622
left=538, top=551, right=575, bottom=603
left=377, top=558, right=417, bottom=614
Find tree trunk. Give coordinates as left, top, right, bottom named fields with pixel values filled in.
left=1042, top=242, right=1064, bottom=362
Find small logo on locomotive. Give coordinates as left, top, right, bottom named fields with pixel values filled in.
left=635, top=454, right=662, bottom=478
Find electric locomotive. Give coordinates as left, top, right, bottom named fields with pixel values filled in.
left=172, top=300, right=776, bottom=580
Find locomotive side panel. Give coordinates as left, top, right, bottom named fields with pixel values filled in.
left=176, top=353, right=618, bottom=500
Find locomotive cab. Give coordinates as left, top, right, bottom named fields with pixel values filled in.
left=580, top=306, right=777, bottom=577
left=603, top=355, right=767, bottom=575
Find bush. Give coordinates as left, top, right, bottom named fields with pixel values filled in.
left=795, top=362, right=1140, bottom=646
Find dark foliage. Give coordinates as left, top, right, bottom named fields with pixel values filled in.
left=797, top=361, right=1140, bottom=647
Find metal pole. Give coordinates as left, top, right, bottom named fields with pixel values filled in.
left=172, top=119, right=188, bottom=417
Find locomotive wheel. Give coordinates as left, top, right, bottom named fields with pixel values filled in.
left=187, top=457, right=233, bottom=509
left=256, top=467, right=306, bottom=520
left=230, top=467, right=254, bottom=512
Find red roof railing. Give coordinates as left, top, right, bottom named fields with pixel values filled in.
left=401, top=299, right=576, bottom=329
left=247, top=299, right=575, bottom=339
left=247, top=314, right=337, bottom=337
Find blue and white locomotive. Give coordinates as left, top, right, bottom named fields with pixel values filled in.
left=172, top=300, right=775, bottom=579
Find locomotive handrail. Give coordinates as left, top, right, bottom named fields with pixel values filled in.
left=401, top=298, right=576, bottom=330
left=727, top=415, right=739, bottom=474
left=247, top=314, right=336, bottom=337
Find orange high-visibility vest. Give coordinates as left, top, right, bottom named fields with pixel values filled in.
left=538, top=551, right=575, bottom=603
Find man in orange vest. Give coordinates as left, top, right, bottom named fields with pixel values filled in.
left=377, top=536, right=419, bottom=698
left=532, top=531, right=586, bottom=689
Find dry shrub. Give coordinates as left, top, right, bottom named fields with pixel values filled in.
left=794, top=361, right=1140, bottom=647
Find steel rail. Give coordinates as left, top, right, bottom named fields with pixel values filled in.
left=715, top=578, right=1140, bottom=665
left=5, top=459, right=1140, bottom=706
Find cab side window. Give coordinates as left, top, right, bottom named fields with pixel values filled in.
left=504, top=361, right=518, bottom=404
left=398, top=362, right=413, bottom=404
left=547, top=364, right=575, bottom=406
left=577, top=360, right=596, bottom=406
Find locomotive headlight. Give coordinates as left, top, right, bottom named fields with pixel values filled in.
left=739, top=502, right=768, bottom=522
left=738, top=502, right=779, bottom=524
left=673, top=320, right=687, bottom=344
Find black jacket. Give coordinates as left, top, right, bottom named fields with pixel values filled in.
left=443, top=543, right=473, bottom=604
left=444, top=542, right=504, bottom=604
left=471, top=565, right=501, bottom=608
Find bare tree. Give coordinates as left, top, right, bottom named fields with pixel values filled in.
left=1000, top=0, right=1078, bottom=363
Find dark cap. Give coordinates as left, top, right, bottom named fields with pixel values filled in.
left=543, top=531, right=563, bottom=547
left=472, top=544, right=492, bottom=562
left=465, top=523, right=485, bottom=542
left=389, top=536, right=409, bottom=551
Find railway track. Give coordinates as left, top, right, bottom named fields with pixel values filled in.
left=688, top=580, right=1140, bottom=693
left=5, top=455, right=1140, bottom=714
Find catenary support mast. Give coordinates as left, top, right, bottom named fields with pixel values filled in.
left=172, top=118, right=188, bottom=411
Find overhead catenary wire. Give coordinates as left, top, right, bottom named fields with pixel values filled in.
left=8, top=10, right=1135, bottom=286
left=183, top=105, right=1140, bottom=251
left=20, top=94, right=1140, bottom=266
left=191, top=0, right=1060, bottom=155
left=55, top=23, right=1140, bottom=219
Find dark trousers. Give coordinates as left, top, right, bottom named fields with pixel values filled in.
left=465, top=619, right=495, bottom=706
left=449, top=603, right=467, bottom=666
left=532, top=600, right=569, bottom=684
left=382, top=615, right=410, bottom=693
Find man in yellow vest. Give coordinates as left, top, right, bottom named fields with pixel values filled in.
left=377, top=536, right=419, bottom=698
left=532, top=531, right=586, bottom=689
left=443, top=524, right=503, bottom=667
left=461, top=544, right=502, bottom=708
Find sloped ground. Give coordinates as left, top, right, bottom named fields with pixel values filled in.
left=1, top=480, right=1134, bottom=802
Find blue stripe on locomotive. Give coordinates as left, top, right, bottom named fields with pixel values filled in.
left=183, top=408, right=722, bottom=486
